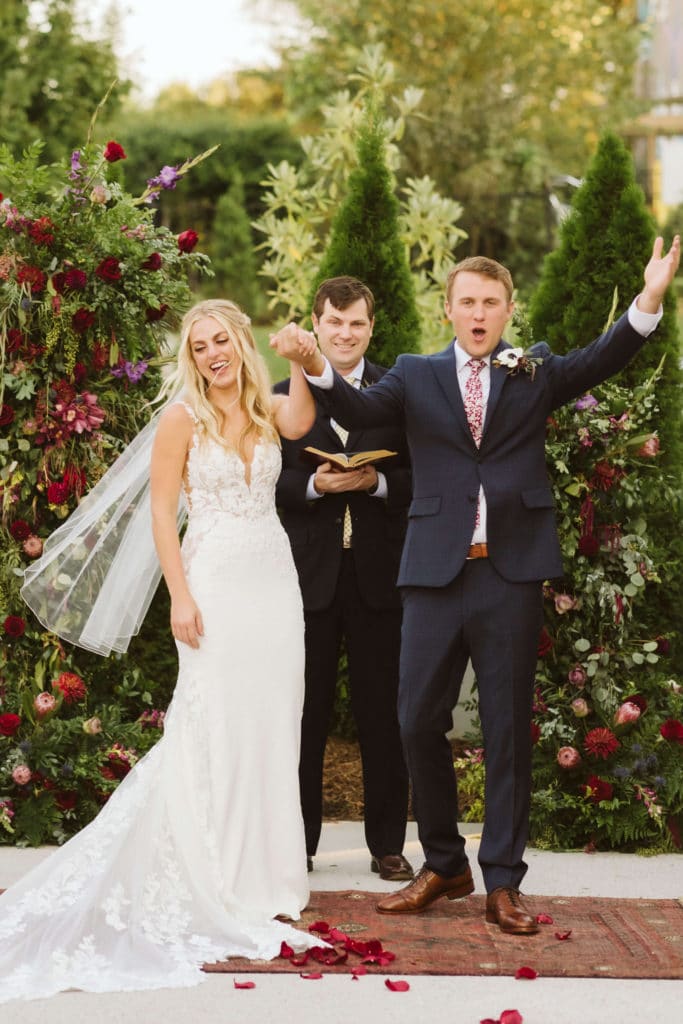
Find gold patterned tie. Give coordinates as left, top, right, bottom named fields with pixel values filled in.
left=332, top=376, right=355, bottom=548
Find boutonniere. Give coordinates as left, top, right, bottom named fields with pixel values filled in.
left=493, top=347, right=544, bottom=380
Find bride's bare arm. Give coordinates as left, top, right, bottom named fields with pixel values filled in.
left=150, top=405, right=204, bottom=648
left=270, top=324, right=319, bottom=439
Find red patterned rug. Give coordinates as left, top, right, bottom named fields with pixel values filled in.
left=203, top=891, right=683, bottom=980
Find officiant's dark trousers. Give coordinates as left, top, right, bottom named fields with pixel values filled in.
left=299, top=550, right=409, bottom=858
left=398, top=558, right=543, bottom=893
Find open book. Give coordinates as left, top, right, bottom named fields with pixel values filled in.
left=300, top=446, right=398, bottom=471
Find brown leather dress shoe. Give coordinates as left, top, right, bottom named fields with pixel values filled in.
left=370, top=853, right=414, bottom=881
left=485, top=887, right=539, bottom=934
left=376, top=863, right=474, bottom=914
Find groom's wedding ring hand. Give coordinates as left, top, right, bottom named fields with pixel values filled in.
left=269, top=322, right=319, bottom=364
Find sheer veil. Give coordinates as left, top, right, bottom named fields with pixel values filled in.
left=21, top=404, right=186, bottom=656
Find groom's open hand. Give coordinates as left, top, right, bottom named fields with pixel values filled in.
left=638, top=234, right=680, bottom=313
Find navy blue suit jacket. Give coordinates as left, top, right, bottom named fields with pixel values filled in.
left=313, top=312, right=648, bottom=587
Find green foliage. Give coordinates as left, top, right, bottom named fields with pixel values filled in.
left=312, top=108, right=421, bottom=365
left=0, top=128, right=212, bottom=845
left=254, top=46, right=465, bottom=348
left=280, top=1, right=644, bottom=290
left=0, top=0, right=129, bottom=163
left=528, top=361, right=683, bottom=852
left=209, top=171, right=263, bottom=318
left=528, top=131, right=683, bottom=673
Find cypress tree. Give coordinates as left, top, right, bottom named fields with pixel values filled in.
left=310, top=107, right=421, bottom=365
left=529, top=131, right=681, bottom=463
left=210, top=170, right=262, bottom=318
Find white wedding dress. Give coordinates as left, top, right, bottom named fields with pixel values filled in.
left=0, top=408, right=321, bottom=1002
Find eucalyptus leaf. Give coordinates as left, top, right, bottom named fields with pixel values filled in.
left=574, top=638, right=591, bottom=653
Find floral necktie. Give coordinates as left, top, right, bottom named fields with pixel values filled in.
left=464, top=359, right=485, bottom=529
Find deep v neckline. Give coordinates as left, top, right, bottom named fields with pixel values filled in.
left=225, top=439, right=262, bottom=490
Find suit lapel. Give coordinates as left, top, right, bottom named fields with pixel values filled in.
left=346, top=360, right=381, bottom=450
left=429, top=343, right=474, bottom=446
left=482, top=339, right=510, bottom=441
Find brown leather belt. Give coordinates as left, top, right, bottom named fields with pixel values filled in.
left=467, top=543, right=489, bottom=559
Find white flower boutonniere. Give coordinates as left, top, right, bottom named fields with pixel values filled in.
left=493, top=347, right=544, bottom=380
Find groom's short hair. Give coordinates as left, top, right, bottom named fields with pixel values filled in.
left=446, top=257, right=514, bottom=303
left=312, top=276, right=375, bottom=320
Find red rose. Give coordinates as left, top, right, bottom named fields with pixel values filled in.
left=141, top=252, right=162, bottom=271
left=28, top=216, right=55, bottom=246
left=71, top=307, right=96, bottom=334
left=660, top=719, right=683, bottom=744
left=578, top=534, right=600, bottom=557
left=47, top=481, right=70, bottom=505
left=17, top=265, right=47, bottom=292
left=103, top=140, right=127, bottom=162
left=3, top=615, right=26, bottom=638
left=0, top=713, right=22, bottom=737
left=177, top=229, right=199, bottom=253
left=145, top=303, right=168, bottom=322
left=62, top=465, right=87, bottom=495
left=10, top=519, right=31, bottom=541
left=582, top=775, right=614, bottom=803
left=54, top=791, right=78, bottom=812
left=6, top=328, right=24, bottom=353
left=537, top=626, right=554, bottom=658
left=94, top=256, right=122, bottom=282
left=0, top=402, right=15, bottom=427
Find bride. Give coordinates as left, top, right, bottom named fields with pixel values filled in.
left=1, top=300, right=324, bottom=1002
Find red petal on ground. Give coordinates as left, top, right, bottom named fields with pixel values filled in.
left=385, top=979, right=410, bottom=992
left=309, top=920, right=330, bottom=933
left=555, top=930, right=573, bottom=940
left=233, top=980, right=255, bottom=989
left=279, top=941, right=294, bottom=958
left=300, top=972, right=324, bottom=980
left=500, top=1011, right=524, bottom=1024
left=536, top=913, right=554, bottom=924
left=289, top=953, right=311, bottom=967
left=328, top=927, right=348, bottom=942
left=352, top=966, right=368, bottom=978
left=310, top=947, right=348, bottom=966
left=514, top=966, right=538, bottom=980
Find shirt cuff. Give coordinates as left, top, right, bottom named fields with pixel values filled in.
left=303, top=356, right=334, bottom=388
left=628, top=298, right=662, bottom=337
left=306, top=475, right=322, bottom=501
left=369, top=472, right=388, bottom=499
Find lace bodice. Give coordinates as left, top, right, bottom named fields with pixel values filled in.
left=185, top=434, right=282, bottom=522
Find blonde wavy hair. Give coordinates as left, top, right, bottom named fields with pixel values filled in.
left=157, top=299, right=279, bottom=453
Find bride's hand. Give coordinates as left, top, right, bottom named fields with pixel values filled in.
left=170, top=594, right=204, bottom=649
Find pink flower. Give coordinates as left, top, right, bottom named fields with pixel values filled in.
left=614, top=701, right=641, bottom=727
left=82, top=717, right=102, bottom=735
left=22, top=535, right=43, bottom=559
left=637, top=436, right=660, bottom=458
left=554, top=593, right=578, bottom=614
left=571, top=698, right=590, bottom=718
left=12, top=765, right=32, bottom=786
left=34, top=692, right=57, bottom=717
left=557, top=746, right=581, bottom=769
left=584, top=727, right=619, bottom=760
left=567, top=665, right=587, bottom=688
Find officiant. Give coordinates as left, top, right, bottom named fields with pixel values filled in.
left=275, top=276, right=413, bottom=882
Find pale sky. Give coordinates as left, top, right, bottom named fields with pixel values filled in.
left=75, top=0, right=295, bottom=100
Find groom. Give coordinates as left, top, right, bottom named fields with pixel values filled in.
left=272, top=236, right=680, bottom=934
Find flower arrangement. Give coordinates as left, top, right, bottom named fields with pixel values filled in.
left=530, top=359, right=683, bottom=852
left=0, top=127, right=214, bottom=845
left=492, top=346, right=544, bottom=379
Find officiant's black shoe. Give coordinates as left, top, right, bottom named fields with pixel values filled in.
left=371, top=854, right=414, bottom=882
left=485, top=887, right=539, bottom=934
left=376, top=863, right=473, bottom=914
left=307, top=856, right=313, bottom=872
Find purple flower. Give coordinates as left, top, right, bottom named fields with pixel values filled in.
left=111, top=360, right=149, bottom=383
left=70, top=150, right=83, bottom=179
left=147, top=165, right=181, bottom=191
left=575, top=393, right=598, bottom=411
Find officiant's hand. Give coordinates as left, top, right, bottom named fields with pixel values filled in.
left=313, top=463, right=378, bottom=494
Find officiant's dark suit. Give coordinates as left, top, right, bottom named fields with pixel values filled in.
left=275, top=277, right=412, bottom=880
left=304, top=252, right=672, bottom=932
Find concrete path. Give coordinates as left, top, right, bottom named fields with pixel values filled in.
left=1, top=821, right=681, bottom=1024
